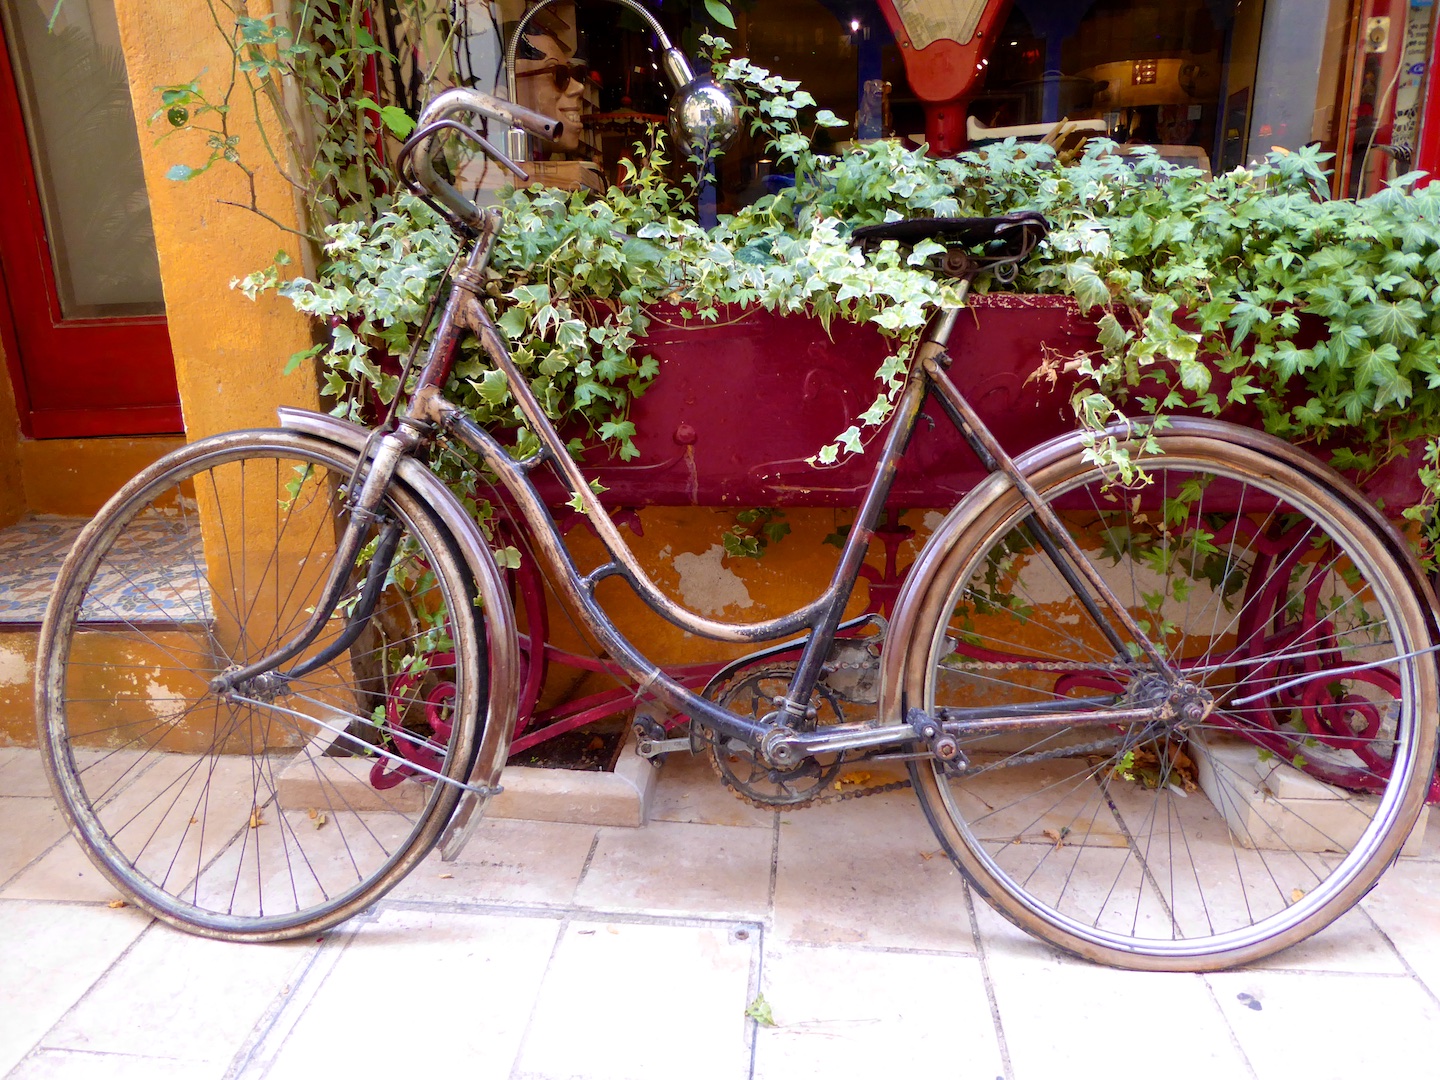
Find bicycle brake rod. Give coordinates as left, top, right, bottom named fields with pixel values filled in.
left=775, top=703, right=1150, bottom=757
left=209, top=427, right=418, bottom=693
left=286, top=519, right=403, bottom=681
left=228, top=693, right=501, bottom=796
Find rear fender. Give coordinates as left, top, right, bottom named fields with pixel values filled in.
left=879, top=417, right=1440, bottom=726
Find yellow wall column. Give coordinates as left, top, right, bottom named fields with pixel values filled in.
left=112, top=0, right=321, bottom=435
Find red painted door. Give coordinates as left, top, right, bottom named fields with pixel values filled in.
left=0, top=0, right=180, bottom=438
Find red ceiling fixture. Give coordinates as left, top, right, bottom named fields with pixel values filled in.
left=874, top=0, right=1014, bottom=155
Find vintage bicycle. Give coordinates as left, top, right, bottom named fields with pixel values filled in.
left=34, top=87, right=1440, bottom=972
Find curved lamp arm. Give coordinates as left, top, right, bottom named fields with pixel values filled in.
left=503, top=0, right=739, bottom=161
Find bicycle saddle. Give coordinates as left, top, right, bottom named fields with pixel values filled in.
left=852, top=212, right=1048, bottom=281
left=851, top=211, right=1048, bottom=249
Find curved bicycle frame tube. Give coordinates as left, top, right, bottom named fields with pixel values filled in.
left=424, top=376, right=930, bottom=745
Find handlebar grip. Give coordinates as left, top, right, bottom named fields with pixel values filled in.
left=408, top=88, right=566, bottom=228
left=502, top=98, right=564, bottom=143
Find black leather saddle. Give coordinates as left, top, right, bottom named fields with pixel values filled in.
left=850, top=211, right=1048, bottom=279
left=851, top=211, right=1048, bottom=249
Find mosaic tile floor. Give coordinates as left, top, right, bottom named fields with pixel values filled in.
left=0, top=516, right=211, bottom=626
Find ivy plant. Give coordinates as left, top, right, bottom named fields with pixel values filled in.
left=237, top=39, right=1440, bottom=559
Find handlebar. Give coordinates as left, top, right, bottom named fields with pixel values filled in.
left=400, top=87, right=564, bottom=230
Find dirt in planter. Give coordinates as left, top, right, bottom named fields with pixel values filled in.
left=506, top=717, right=629, bottom=772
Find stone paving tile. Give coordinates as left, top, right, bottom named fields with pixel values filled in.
left=252, top=908, right=560, bottom=1079
left=1, top=834, right=129, bottom=904
left=388, top=816, right=599, bottom=907
left=1207, top=969, right=1440, bottom=1079
left=0, top=748, right=152, bottom=803
left=1402, top=814, right=1440, bottom=861
left=575, top=819, right=773, bottom=918
left=38, top=924, right=316, bottom=1069
left=0, top=797, right=69, bottom=886
left=511, top=919, right=755, bottom=1080
left=977, top=901, right=1252, bottom=1080
left=752, top=943, right=1004, bottom=1080
left=0, top=900, right=152, bottom=1076
left=0, top=748, right=49, bottom=797
left=649, top=749, right=776, bottom=828
left=1360, top=857, right=1440, bottom=1000
left=772, top=789, right=975, bottom=952
left=8, top=1048, right=213, bottom=1080
left=1246, top=905, right=1406, bottom=974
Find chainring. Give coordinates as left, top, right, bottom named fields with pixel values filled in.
left=693, top=662, right=848, bottom=809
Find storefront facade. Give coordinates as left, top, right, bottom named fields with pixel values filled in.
left=0, top=0, right=1439, bottom=741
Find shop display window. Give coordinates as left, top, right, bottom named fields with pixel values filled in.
left=475, top=0, right=1434, bottom=204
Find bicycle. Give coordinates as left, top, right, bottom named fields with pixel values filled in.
left=34, top=87, right=1440, bottom=972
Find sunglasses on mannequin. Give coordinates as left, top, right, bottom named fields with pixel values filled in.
left=516, top=60, right=591, bottom=92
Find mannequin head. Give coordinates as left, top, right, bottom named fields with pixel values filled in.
left=514, top=29, right=586, bottom=154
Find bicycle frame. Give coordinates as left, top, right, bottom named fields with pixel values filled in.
left=228, top=201, right=1182, bottom=791
left=41, top=82, right=1440, bottom=965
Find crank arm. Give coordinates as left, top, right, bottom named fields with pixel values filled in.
left=635, top=736, right=693, bottom=759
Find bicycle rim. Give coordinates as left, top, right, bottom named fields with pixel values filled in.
left=36, top=431, right=484, bottom=941
left=907, top=434, right=1437, bottom=970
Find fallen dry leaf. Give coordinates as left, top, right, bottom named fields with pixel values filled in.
left=312, top=813, right=327, bottom=830
left=249, top=809, right=264, bottom=829
left=306, top=807, right=318, bottom=820
left=107, top=899, right=127, bottom=909
left=836, top=772, right=872, bottom=787
left=438, top=872, right=454, bottom=880
left=1291, top=888, right=1306, bottom=903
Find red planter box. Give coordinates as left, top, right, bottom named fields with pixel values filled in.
left=543, top=294, right=1424, bottom=512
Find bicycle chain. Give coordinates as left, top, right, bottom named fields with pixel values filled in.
left=941, top=658, right=1134, bottom=674
left=702, top=656, right=1134, bottom=811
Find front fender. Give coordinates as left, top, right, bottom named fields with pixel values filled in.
left=277, top=408, right=520, bottom=858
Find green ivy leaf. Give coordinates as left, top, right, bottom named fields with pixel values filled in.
left=704, top=0, right=737, bottom=29
left=1361, top=299, right=1425, bottom=346
left=378, top=105, right=416, bottom=138
left=1066, top=263, right=1110, bottom=311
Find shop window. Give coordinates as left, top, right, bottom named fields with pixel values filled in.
left=474, top=0, right=1433, bottom=205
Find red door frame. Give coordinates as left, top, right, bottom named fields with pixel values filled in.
left=1418, top=6, right=1440, bottom=182
left=0, top=11, right=181, bottom=439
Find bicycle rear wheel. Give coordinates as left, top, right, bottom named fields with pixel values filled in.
left=901, top=429, right=1438, bottom=970
left=35, top=430, right=484, bottom=941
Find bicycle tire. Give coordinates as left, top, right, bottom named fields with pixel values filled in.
left=35, top=430, right=485, bottom=942
left=898, top=429, right=1438, bottom=970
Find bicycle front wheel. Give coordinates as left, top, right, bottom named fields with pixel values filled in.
left=902, top=429, right=1438, bottom=970
left=36, top=430, right=485, bottom=941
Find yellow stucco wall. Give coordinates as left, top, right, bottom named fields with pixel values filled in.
left=18, top=437, right=183, bottom=517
